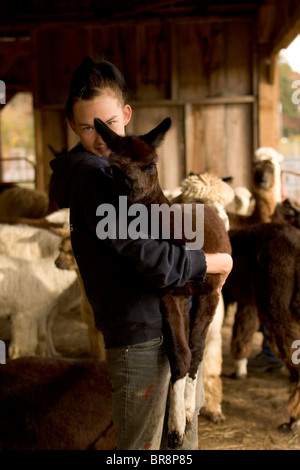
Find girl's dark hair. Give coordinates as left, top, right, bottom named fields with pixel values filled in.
left=66, top=57, right=129, bottom=121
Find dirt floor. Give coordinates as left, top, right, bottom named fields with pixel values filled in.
left=54, top=305, right=300, bottom=451
left=2, top=304, right=300, bottom=450
left=197, top=312, right=300, bottom=450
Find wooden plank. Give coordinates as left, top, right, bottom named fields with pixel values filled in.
left=186, top=103, right=253, bottom=188
left=177, top=22, right=211, bottom=101
left=258, top=60, right=280, bottom=150
left=226, top=104, right=253, bottom=189
left=135, top=24, right=170, bottom=101
left=184, top=103, right=193, bottom=176
left=34, top=109, right=67, bottom=192
left=225, top=21, right=254, bottom=95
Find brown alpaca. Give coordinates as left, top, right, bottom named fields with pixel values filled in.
left=271, top=198, right=300, bottom=228
left=94, top=117, right=231, bottom=448
left=0, top=357, right=116, bottom=450
left=222, top=223, right=300, bottom=431
left=228, top=159, right=277, bottom=228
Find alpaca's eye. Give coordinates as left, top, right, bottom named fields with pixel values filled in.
left=146, top=164, right=156, bottom=173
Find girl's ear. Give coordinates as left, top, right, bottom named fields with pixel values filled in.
left=123, top=104, right=132, bottom=127
left=69, top=119, right=77, bottom=135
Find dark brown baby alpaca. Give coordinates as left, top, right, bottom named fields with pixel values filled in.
left=94, top=117, right=231, bottom=448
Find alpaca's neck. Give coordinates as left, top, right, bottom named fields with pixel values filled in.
left=252, top=189, right=276, bottom=222
left=148, top=184, right=171, bottom=206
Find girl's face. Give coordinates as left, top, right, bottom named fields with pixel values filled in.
left=70, top=88, right=132, bottom=157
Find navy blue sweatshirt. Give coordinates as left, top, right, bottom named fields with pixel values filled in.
left=49, top=144, right=207, bottom=348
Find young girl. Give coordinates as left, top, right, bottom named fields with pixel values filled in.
left=50, top=57, right=232, bottom=450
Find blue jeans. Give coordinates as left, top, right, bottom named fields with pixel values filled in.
left=106, top=336, right=204, bottom=450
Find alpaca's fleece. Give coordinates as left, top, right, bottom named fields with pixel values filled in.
left=0, top=219, right=81, bottom=359
left=254, top=147, right=283, bottom=165
left=233, top=186, right=255, bottom=216
left=177, top=173, right=234, bottom=230
left=0, top=357, right=117, bottom=450
left=179, top=173, right=234, bottom=207
left=46, top=208, right=70, bottom=229
left=0, top=254, right=81, bottom=358
left=0, top=186, right=49, bottom=218
left=0, top=224, right=62, bottom=260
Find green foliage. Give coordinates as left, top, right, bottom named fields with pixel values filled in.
left=279, top=62, right=299, bottom=119
left=279, top=57, right=300, bottom=137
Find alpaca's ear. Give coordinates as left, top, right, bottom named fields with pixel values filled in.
left=141, top=118, right=172, bottom=149
left=94, top=118, right=121, bottom=150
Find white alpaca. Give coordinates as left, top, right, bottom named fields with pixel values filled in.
left=233, top=186, right=255, bottom=216
left=0, top=218, right=81, bottom=358
left=0, top=254, right=81, bottom=358
left=0, top=223, right=62, bottom=259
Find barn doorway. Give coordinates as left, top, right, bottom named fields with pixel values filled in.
left=0, top=92, right=36, bottom=189
left=278, top=34, right=300, bottom=203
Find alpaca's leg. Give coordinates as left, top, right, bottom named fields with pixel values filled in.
left=167, top=375, right=187, bottom=449
left=279, top=370, right=300, bottom=433
left=185, top=293, right=220, bottom=427
left=188, top=292, right=220, bottom=379
left=201, top=296, right=225, bottom=423
left=231, top=304, right=260, bottom=378
left=163, top=294, right=191, bottom=449
left=184, top=372, right=198, bottom=429
left=161, top=294, right=191, bottom=381
left=9, top=313, right=39, bottom=359
left=40, top=306, right=60, bottom=357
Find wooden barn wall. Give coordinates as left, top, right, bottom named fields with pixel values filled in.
left=32, top=19, right=255, bottom=192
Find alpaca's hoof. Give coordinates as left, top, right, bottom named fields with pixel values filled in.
left=185, top=418, right=193, bottom=432
left=167, top=431, right=184, bottom=449
left=230, top=372, right=247, bottom=380
left=279, top=418, right=300, bottom=433
left=200, top=408, right=226, bottom=424
left=209, top=412, right=226, bottom=424
left=279, top=422, right=293, bottom=433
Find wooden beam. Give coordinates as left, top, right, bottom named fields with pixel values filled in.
left=131, top=95, right=255, bottom=107
left=0, top=40, right=30, bottom=76
left=0, top=14, right=256, bottom=35
left=259, top=0, right=300, bottom=57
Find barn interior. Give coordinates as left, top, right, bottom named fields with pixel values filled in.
left=1, top=0, right=299, bottom=194
left=0, top=0, right=300, bottom=452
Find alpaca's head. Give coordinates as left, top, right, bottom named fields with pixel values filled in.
left=252, top=159, right=275, bottom=191
left=94, top=118, right=171, bottom=204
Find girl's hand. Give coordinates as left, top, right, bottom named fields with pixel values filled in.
left=204, top=252, right=233, bottom=294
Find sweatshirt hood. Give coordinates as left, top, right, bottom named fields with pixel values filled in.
left=49, top=144, right=111, bottom=208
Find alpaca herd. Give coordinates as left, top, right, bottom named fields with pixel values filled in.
left=0, top=119, right=300, bottom=449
